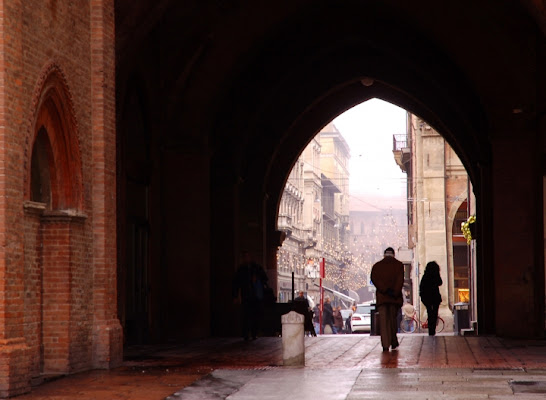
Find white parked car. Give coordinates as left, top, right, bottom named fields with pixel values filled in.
left=350, top=303, right=375, bottom=333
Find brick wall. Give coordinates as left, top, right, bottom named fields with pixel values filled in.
left=0, top=0, right=120, bottom=397
left=23, top=205, right=43, bottom=378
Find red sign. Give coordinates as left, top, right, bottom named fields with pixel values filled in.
left=320, top=258, right=325, bottom=278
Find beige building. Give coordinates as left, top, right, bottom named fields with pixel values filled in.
left=277, top=157, right=307, bottom=302
left=277, top=123, right=351, bottom=306
left=394, top=114, right=476, bottom=331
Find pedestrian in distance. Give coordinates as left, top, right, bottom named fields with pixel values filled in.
left=312, top=304, right=320, bottom=335
left=293, top=291, right=316, bottom=336
left=232, top=251, right=269, bottom=341
left=293, top=290, right=310, bottom=308
left=322, top=297, right=336, bottom=334
left=334, top=306, right=344, bottom=334
left=419, top=261, right=443, bottom=336
left=344, top=308, right=353, bottom=334
left=371, top=247, right=404, bottom=351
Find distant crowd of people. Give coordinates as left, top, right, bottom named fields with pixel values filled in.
left=294, top=292, right=348, bottom=336
left=310, top=297, right=348, bottom=335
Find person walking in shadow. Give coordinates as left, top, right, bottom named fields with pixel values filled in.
left=232, top=251, right=268, bottom=341
left=419, top=261, right=443, bottom=336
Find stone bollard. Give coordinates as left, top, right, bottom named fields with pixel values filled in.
left=281, top=311, right=305, bottom=366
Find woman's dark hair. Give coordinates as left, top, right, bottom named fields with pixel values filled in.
left=424, top=261, right=440, bottom=276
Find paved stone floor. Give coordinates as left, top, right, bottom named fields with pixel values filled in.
left=15, top=334, right=546, bottom=399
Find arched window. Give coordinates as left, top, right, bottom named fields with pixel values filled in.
left=27, top=65, right=82, bottom=210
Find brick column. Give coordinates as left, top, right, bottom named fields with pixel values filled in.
left=0, top=338, right=29, bottom=398
left=0, top=0, right=30, bottom=397
left=91, top=0, right=122, bottom=368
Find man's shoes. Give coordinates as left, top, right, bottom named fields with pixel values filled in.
left=382, top=347, right=389, bottom=352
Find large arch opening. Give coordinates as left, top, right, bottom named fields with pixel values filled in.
left=207, top=6, right=502, bottom=338
left=211, top=60, right=491, bottom=334
left=273, top=99, right=477, bottom=336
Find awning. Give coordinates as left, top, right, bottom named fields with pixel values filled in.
left=313, top=283, right=356, bottom=305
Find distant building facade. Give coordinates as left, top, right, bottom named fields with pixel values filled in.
left=348, top=208, right=408, bottom=303
left=277, top=123, right=350, bottom=306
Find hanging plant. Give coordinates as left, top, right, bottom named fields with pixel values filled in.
left=461, top=215, right=476, bottom=244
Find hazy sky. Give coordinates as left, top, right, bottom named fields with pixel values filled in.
left=333, top=99, right=408, bottom=210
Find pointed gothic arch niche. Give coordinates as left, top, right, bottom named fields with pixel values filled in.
left=26, top=65, right=83, bottom=210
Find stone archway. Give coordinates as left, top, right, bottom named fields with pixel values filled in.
left=113, top=0, right=546, bottom=341
left=207, top=4, right=542, bottom=338
left=210, top=49, right=489, bottom=336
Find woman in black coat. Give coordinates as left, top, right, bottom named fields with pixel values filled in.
left=419, top=261, right=442, bottom=336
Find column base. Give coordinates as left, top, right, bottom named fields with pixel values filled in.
left=0, top=338, right=31, bottom=398
left=92, top=319, right=123, bottom=369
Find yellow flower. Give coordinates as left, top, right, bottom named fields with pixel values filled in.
left=461, top=215, right=476, bottom=244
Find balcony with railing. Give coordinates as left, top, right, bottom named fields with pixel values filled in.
left=392, top=134, right=411, bottom=173
left=278, top=214, right=292, bottom=230
left=393, top=134, right=408, bottom=151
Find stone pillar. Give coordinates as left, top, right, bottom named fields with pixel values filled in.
left=281, top=311, right=305, bottom=366
left=491, top=133, right=544, bottom=338
left=161, top=150, right=211, bottom=340
left=210, top=176, right=239, bottom=337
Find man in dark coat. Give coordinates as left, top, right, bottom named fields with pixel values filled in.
left=371, top=247, right=404, bottom=351
left=232, top=251, right=268, bottom=341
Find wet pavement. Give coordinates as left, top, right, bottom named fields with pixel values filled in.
left=16, top=334, right=546, bottom=399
